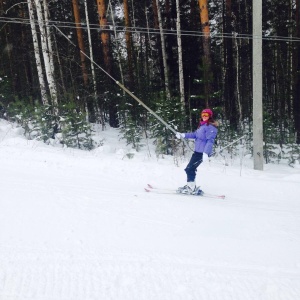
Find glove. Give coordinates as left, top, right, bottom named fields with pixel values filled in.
left=202, top=153, right=209, bottom=162
left=176, top=132, right=185, bottom=139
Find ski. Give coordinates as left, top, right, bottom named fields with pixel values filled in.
left=145, top=184, right=225, bottom=199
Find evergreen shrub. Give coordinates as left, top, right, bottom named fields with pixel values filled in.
left=6, top=101, right=96, bottom=150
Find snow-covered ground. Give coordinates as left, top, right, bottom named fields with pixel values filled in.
left=1, top=118, right=300, bottom=300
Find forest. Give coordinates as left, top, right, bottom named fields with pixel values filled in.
left=0, top=0, right=299, bottom=164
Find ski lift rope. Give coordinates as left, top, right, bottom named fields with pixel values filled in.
left=54, top=25, right=195, bottom=152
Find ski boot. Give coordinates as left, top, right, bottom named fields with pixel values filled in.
left=177, top=182, right=196, bottom=194
left=192, top=186, right=204, bottom=196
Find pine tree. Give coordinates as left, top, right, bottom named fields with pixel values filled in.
left=59, top=104, right=95, bottom=150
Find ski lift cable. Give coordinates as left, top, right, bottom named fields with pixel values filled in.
left=211, top=133, right=251, bottom=157
left=1, top=17, right=300, bottom=42
left=54, top=25, right=192, bottom=150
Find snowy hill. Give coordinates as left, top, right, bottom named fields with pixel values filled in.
left=1, top=118, right=300, bottom=300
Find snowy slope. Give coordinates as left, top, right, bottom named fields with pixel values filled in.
left=1, top=118, right=300, bottom=300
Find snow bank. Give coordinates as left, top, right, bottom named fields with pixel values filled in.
left=1, top=119, right=300, bottom=300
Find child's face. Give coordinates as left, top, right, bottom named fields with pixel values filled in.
left=201, top=113, right=209, bottom=120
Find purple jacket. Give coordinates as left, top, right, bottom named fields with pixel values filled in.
left=184, top=124, right=218, bottom=156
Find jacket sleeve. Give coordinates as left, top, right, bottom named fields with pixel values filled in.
left=203, top=126, right=218, bottom=155
left=184, top=132, right=197, bottom=139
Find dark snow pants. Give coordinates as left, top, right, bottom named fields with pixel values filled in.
left=184, top=151, right=203, bottom=182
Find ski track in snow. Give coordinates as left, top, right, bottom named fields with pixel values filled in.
left=1, top=120, right=300, bottom=300
left=1, top=250, right=300, bottom=300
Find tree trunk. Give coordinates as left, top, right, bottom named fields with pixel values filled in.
left=152, top=0, right=164, bottom=82
left=84, top=0, right=96, bottom=93
left=96, top=0, right=112, bottom=75
left=34, top=0, right=58, bottom=107
left=96, top=0, right=117, bottom=127
left=108, top=1, right=124, bottom=88
left=27, top=0, right=48, bottom=105
left=53, top=35, right=67, bottom=95
left=123, top=0, right=134, bottom=87
left=233, top=33, right=242, bottom=123
left=155, top=0, right=171, bottom=100
left=84, top=0, right=104, bottom=125
left=198, top=0, right=213, bottom=107
left=72, top=0, right=89, bottom=87
left=43, top=0, right=55, bottom=88
left=294, top=0, right=300, bottom=143
left=176, top=0, right=185, bottom=109
left=19, top=7, right=33, bottom=98
left=145, top=3, right=153, bottom=84
left=223, top=0, right=238, bottom=128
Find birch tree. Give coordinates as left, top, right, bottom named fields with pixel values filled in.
left=155, top=0, right=171, bottom=100
left=176, top=0, right=185, bottom=108
left=108, top=0, right=124, bottom=88
left=42, top=0, right=55, bottom=87
left=27, top=0, right=48, bottom=105
left=34, top=0, right=58, bottom=107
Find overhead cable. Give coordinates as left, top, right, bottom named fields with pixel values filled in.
left=0, top=16, right=299, bottom=43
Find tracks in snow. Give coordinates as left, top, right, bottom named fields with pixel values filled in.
left=1, top=250, right=300, bottom=300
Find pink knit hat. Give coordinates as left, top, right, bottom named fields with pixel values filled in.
left=201, top=108, right=213, bottom=117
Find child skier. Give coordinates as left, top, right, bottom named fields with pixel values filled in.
left=176, top=108, right=218, bottom=195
